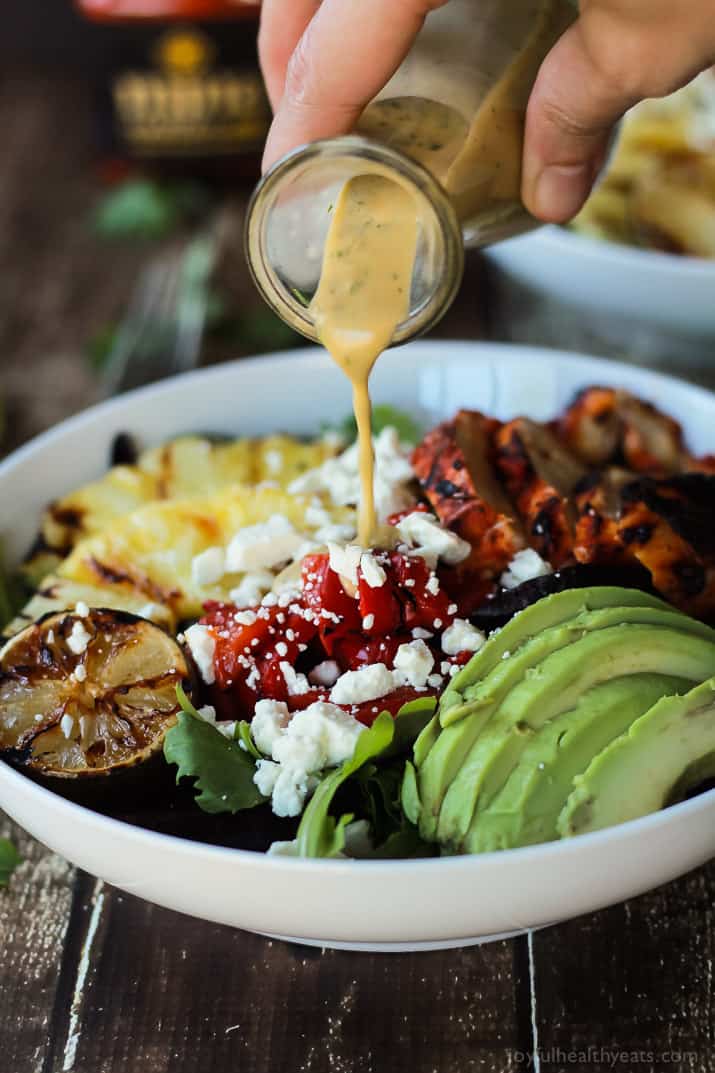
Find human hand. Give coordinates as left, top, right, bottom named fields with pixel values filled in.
left=258, top=0, right=449, bottom=170
left=259, top=0, right=715, bottom=225
left=523, top=1, right=715, bottom=221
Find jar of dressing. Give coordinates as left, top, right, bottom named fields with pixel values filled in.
left=246, top=0, right=577, bottom=345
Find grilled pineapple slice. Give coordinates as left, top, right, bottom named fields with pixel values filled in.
left=25, top=486, right=352, bottom=630
left=31, top=434, right=341, bottom=565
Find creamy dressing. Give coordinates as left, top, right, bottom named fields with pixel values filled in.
left=310, top=0, right=574, bottom=548
left=310, top=174, right=419, bottom=545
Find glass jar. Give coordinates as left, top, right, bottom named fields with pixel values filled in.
left=246, top=0, right=577, bottom=343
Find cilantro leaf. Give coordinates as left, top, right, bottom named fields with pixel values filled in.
left=0, top=839, right=21, bottom=888
left=163, top=689, right=266, bottom=814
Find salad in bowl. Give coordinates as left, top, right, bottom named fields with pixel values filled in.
left=2, top=359, right=715, bottom=864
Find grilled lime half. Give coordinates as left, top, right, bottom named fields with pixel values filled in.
left=0, top=608, right=189, bottom=778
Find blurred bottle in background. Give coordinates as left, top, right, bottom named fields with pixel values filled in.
left=76, top=0, right=269, bottom=182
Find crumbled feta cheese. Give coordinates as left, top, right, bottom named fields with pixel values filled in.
left=396, top=512, right=471, bottom=567
left=289, top=426, right=416, bottom=521
left=327, top=543, right=363, bottom=587
left=393, top=639, right=434, bottom=689
left=427, top=674, right=444, bottom=689
left=251, top=699, right=291, bottom=754
left=254, top=759, right=281, bottom=797
left=425, top=574, right=440, bottom=596
left=330, top=663, right=395, bottom=705
left=67, top=620, right=91, bottom=656
left=234, top=610, right=257, bottom=627
left=191, top=545, right=225, bottom=586
left=60, top=714, right=74, bottom=739
left=362, top=614, right=375, bottom=630
left=253, top=701, right=364, bottom=817
left=196, top=705, right=217, bottom=723
left=72, top=663, right=87, bottom=683
left=216, top=721, right=237, bottom=739
left=500, top=548, right=552, bottom=590
left=229, top=570, right=275, bottom=608
left=359, top=551, right=387, bottom=589
left=314, top=523, right=357, bottom=545
left=440, top=660, right=452, bottom=675
left=305, top=502, right=332, bottom=528
left=225, top=514, right=305, bottom=573
left=185, top=623, right=216, bottom=685
left=264, top=449, right=283, bottom=474
left=75, top=602, right=90, bottom=618
left=279, top=661, right=310, bottom=696
left=412, top=627, right=433, bottom=640
left=308, top=660, right=341, bottom=687
left=441, top=618, right=486, bottom=656
left=275, top=641, right=288, bottom=658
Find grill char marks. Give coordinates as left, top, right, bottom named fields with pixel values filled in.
left=494, top=418, right=587, bottom=567
left=614, top=474, right=715, bottom=616
left=573, top=468, right=634, bottom=566
left=411, top=411, right=525, bottom=577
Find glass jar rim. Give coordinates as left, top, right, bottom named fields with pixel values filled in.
left=244, top=135, right=465, bottom=346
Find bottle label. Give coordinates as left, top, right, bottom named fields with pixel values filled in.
left=112, top=25, right=270, bottom=157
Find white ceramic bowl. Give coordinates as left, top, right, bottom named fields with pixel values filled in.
left=1, top=342, right=714, bottom=952
left=486, top=226, right=715, bottom=338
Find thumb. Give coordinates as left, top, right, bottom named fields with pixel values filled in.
left=522, top=21, right=640, bottom=223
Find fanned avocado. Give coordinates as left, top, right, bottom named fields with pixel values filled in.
left=413, top=591, right=706, bottom=842
left=463, top=674, right=689, bottom=853
left=438, top=623, right=715, bottom=848
left=559, top=678, right=715, bottom=837
left=440, top=586, right=673, bottom=723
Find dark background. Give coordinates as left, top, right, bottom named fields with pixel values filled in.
left=0, top=9, right=713, bottom=1073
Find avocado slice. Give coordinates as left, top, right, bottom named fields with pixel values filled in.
left=415, top=598, right=710, bottom=841
left=463, top=674, right=689, bottom=853
left=558, top=678, right=715, bottom=837
left=437, top=623, right=715, bottom=848
left=440, top=586, right=673, bottom=723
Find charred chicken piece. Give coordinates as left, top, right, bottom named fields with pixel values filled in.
left=558, top=387, right=621, bottom=467
left=616, top=474, right=715, bottom=618
left=494, top=418, right=587, bottom=567
left=616, top=392, right=684, bottom=474
left=411, top=412, right=525, bottom=576
left=558, top=386, right=686, bottom=475
left=573, top=468, right=635, bottom=565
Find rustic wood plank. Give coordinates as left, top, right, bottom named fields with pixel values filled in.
left=41, top=885, right=527, bottom=1073
left=0, top=813, right=77, bottom=1073
left=530, top=861, right=715, bottom=1073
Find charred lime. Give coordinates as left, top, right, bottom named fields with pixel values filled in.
left=0, top=608, right=189, bottom=778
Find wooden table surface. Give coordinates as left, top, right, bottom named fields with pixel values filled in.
left=1, top=72, right=714, bottom=1073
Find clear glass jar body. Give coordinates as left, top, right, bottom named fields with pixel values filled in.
left=246, top=0, right=577, bottom=344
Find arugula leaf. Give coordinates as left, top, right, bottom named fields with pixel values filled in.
left=295, top=697, right=437, bottom=858
left=237, top=720, right=263, bottom=760
left=296, top=711, right=395, bottom=857
left=328, top=405, right=424, bottom=446
left=400, top=760, right=421, bottom=827
left=358, top=825, right=435, bottom=860
left=0, top=839, right=21, bottom=888
left=163, top=689, right=266, bottom=814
